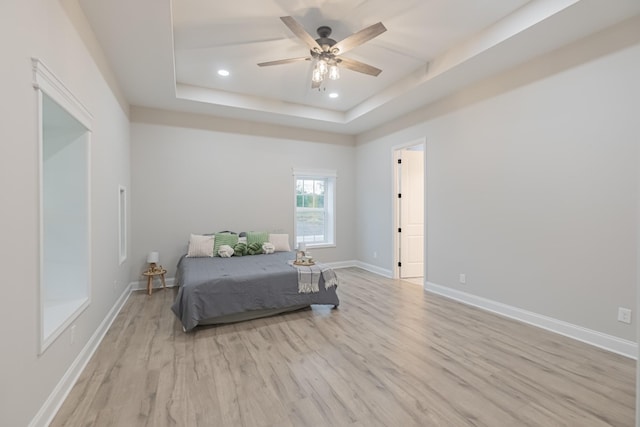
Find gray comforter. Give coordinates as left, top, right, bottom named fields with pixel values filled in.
left=171, top=251, right=339, bottom=331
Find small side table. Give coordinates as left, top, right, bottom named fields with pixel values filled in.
left=143, top=269, right=167, bottom=295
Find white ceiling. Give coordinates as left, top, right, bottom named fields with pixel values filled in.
left=78, top=0, right=640, bottom=135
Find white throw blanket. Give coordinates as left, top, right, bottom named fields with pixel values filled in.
left=289, top=261, right=338, bottom=293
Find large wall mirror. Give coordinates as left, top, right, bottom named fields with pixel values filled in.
left=33, top=59, right=92, bottom=353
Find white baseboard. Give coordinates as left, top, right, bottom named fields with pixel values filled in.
left=324, top=260, right=358, bottom=269
left=130, top=277, right=176, bottom=292
left=353, top=261, right=393, bottom=278
left=425, top=281, right=637, bottom=360
left=323, top=260, right=394, bottom=279
left=29, top=283, right=133, bottom=427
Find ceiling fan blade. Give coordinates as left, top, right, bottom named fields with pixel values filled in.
left=280, top=16, right=322, bottom=52
left=338, top=57, right=382, bottom=76
left=331, top=22, right=387, bottom=55
left=258, top=57, right=310, bottom=67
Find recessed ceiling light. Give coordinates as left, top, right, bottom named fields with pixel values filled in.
left=329, top=92, right=339, bottom=99
left=217, top=69, right=230, bottom=77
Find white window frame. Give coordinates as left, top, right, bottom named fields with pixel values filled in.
left=293, top=168, right=337, bottom=249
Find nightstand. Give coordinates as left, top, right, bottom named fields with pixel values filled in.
left=142, top=268, right=167, bottom=295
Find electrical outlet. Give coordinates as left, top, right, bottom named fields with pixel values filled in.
left=459, top=274, right=466, bottom=284
left=617, top=307, right=632, bottom=324
left=70, top=324, right=76, bottom=344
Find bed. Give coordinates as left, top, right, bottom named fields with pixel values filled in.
left=171, top=251, right=340, bottom=331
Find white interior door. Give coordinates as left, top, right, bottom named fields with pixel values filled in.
left=399, top=148, right=424, bottom=278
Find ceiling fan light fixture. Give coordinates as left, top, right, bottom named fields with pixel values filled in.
left=328, top=64, right=340, bottom=80
left=261, top=17, right=385, bottom=89
left=312, top=67, right=323, bottom=83
left=317, top=59, right=328, bottom=75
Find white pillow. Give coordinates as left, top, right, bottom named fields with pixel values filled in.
left=186, top=234, right=214, bottom=257
left=268, top=234, right=291, bottom=252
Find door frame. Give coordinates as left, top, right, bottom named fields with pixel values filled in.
left=392, top=137, right=427, bottom=280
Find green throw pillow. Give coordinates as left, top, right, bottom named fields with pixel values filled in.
left=246, top=241, right=263, bottom=255
left=213, top=232, right=239, bottom=256
left=246, top=231, right=269, bottom=247
left=233, top=242, right=247, bottom=256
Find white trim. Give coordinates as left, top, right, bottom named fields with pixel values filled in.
left=292, top=168, right=338, bottom=178
left=130, top=277, right=176, bottom=292
left=324, top=260, right=358, bottom=270
left=29, top=284, right=132, bottom=427
left=425, top=281, right=637, bottom=359
left=303, top=243, right=336, bottom=249
left=354, top=261, right=393, bottom=278
left=32, top=58, right=92, bottom=129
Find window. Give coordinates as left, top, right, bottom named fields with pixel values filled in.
left=293, top=169, right=336, bottom=248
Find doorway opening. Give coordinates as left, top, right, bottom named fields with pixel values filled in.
left=393, top=140, right=425, bottom=283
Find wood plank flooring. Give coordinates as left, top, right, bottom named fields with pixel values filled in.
left=51, top=268, right=635, bottom=426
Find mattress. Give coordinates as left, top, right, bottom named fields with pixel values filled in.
left=171, top=251, right=339, bottom=331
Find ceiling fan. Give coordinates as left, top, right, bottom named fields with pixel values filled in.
left=258, top=16, right=387, bottom=88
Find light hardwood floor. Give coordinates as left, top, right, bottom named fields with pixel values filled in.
left=52, top=268, right=635, bottom=426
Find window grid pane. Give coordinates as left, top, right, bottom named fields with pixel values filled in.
left=296, top=177, right=329, bottom=244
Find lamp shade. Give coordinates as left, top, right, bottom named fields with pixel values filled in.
left=147, top=251, right=159, bottom=263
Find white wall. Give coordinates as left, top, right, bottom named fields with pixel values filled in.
left=356, top=21, right=640, bottom=342
left=43, top=131, right=89, bottom=301
left=0, top=2, right=635, bottom=424
left=130, top=108, right=357, bottom=283
left=0, top=1, right=131, bottom=425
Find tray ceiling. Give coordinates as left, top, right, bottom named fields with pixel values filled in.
left=79, top=0, right=640, bottom=134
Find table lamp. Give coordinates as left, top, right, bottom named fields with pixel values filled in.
left=147, top=251, right=160, bottom=272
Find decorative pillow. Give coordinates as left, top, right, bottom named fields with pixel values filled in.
left=246, top=241, right=263, bottom=255
left=238, top=236, right=247, bottom=244
left=233, top=242, right=247, bottom=256
left=218, top=244, right=234, bottom=258
left=213, top=232, right=239, bottom=257
left=186, top=234, right=215, bottom=257
left=262, top=242, right=275, bottom=254
left=268, top=234, right=291, bottom=252
left=247, top=231, right=269, bottom=247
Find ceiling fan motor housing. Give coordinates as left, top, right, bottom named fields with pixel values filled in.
left=312, top=26, right=338, bottom=55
